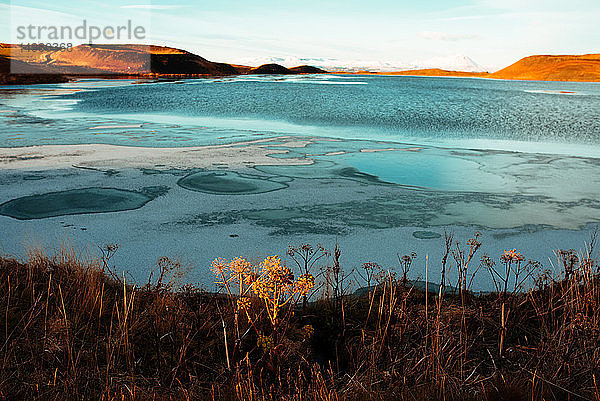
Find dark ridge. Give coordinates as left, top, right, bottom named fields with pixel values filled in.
left=0, top=56, right=69, bottom=84
left=149, top=52, right=239, bottom=75
left=288, top=65, right=328, bottom=74
left=0, top=74, right=69, bottom=85
left=248, top=63, right=293, bottom=74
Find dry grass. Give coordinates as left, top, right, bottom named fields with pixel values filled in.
left=1, top=234, right=599, bottom=401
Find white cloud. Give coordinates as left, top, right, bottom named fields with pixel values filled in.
left=120, top=5, right=184, bottom=10
left=2, top=4, right=76, bottom=18
left=419, top=31, right=479, bottom=41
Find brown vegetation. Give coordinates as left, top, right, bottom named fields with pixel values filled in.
left=1, top=232, right=600, bottom=400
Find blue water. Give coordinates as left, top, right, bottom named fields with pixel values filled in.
left=2, top=75, right=600, bottom=151
left=73, top=76, right=600, bottom=145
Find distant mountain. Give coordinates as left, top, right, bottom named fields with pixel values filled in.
left=489, top=54, right=600, bottom=82
left=247, top=63, right=328, bottom=75
left=410, top=54, right=488, bottom=73
left=0, top=44, right=327, bottom=84
left=288, top=65, right=328, bottom=74
left=347, top=53, right=600, bottom=82
left=249, top=63, right=294, bottom=74
left=357, top=68, right=488, bottom=78
left=1, top=43, right=599, bottom=84
left=242, top=54, right=489, bottom=73
left=236, top=56, right=410, bottom=72
left=237, top=56, right=338, bottom=70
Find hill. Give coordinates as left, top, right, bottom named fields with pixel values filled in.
left=0, top=44, right=239, bottom=76
left=247, top=64, right=329, bottom=75
left=2, top=43, right=598, bottom=83
left=288, top=65, right=328, bottom=74
left=0, top=44, right=328, bottom=83
left=488, top=54, right=600, bottom=82
left=248, top=63, right=294, bottom=74
left=343, top=68, right=488, bottom=78
left=356, top=54, right=600, bottom=82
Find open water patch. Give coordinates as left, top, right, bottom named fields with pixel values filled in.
left=0, top=187, right=165, bottom=220
left=177, top=171, right=287, bottom=195
left=412, top=230, right=442, bottom=239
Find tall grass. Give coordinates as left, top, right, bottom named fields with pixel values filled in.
left=1, top=233, right=599, bottom=401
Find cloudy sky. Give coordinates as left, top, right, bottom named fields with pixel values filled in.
left=1, top=0, right=599, bottom=71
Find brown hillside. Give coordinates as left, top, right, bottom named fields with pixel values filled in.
left=46, top=44, right=240, bottom=75
left=489, top=54, right=600, bottom=82
left=0, top=44, right=240, bottom=76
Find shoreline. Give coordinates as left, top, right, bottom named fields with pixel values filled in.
left=333, top=70, right=600, bottom=83
left=2, top=70, right=600, bottom=87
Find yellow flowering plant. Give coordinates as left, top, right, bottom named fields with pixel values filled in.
left=251, top=255, right=315, bottom=326
left=211, top=256, right=259, bottom=338
left=211, top=255, right=315, bottom=336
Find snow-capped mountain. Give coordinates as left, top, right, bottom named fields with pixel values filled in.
left=409, top=54, right=488, bottom=72
left=235, top=54, right=489, bottom=73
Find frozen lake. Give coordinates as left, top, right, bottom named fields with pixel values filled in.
left=1, top=75, right=599, bottom=289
